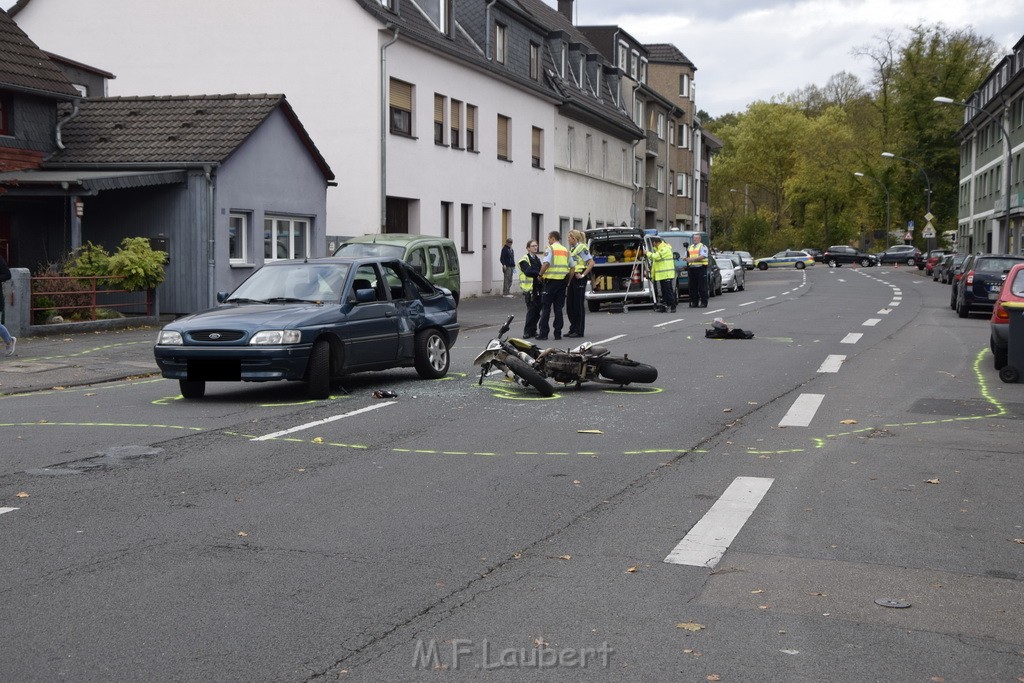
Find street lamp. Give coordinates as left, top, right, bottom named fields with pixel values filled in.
left=934, top=96, right=1014, bottom=254
left=881, top=151, right=932, bottom=232
left=854, top=172, right=891, bottom=249
left=729, top=187, right=758, bottom=215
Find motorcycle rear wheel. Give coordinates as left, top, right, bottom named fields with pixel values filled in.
left=598, top=358, right=658, bottom=384
left=506, top=357, right=554, bottom=397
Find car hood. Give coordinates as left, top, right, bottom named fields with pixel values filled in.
left=168, top=303, right=339, bottom=329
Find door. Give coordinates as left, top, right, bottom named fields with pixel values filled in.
left=343, top=264, right=400, bottom=366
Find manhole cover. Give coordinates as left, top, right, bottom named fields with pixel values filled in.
left=874, top=598, right=911, bottom=608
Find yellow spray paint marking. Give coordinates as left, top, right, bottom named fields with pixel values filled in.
left=0, top=421, right=204, bottom=431
left=24, top=340, right=152, bottom=362
left=479, top=379, right=561, bottom=401
left=2, top=378, right=165, bottom=401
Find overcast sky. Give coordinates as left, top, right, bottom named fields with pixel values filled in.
left=544, top=0, right=1024, bottom=117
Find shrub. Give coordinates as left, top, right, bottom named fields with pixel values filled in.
left=106, top=237, right=168, bottom=292
left=65, top=242, right=111, bottom=280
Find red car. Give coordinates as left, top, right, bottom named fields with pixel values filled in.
left=990, top=262, right=1024, bottom=371
left=923, top=249, right=949, bottom=275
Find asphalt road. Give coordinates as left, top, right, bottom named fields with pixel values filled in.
left=1, top=265, right=1022, bottom=682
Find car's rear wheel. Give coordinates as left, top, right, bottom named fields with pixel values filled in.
left=179, top=379, right=205, bottom=399
left=827, top=259, right=838, bottom=267
left=414, top=329, right=450, bottom=379
left=306, top=340, right=331, bottom=399
left=598, top=357, right=658, bottom=384
left=505, top=356, right=554, bottom=396
left=795, top=261, right=806, bottom=270
left=956, top=295, right=970, bottom=318
left=758, top=262, right=768, bottom=270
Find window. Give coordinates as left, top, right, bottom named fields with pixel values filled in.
left=497, top=114, right=510, bottom=160
left=441, top=201, right=452, bottom=239
left=229, top=212, right=250, bottom=263
left=434, top=93, right=446, bottom=145
left=678, top=123, right=689, bottom=149
left=639, top=58, right=648, bottom=84
left=657, top=112, right=665, bottom=139
left=461, top=203, right=472, bottom=252
left=423, top=0, right=452, bottom=34
left=532, top=126, right=543, bottom=168
left=495, top=23, right=507, bottom=64
left=530, top=43, right=541, bottom=80
left=601, top=140, right=608, bottom=177
left=676, top=173, right=686, bottom=196
left=633, top=157, right=642, bottom=187
left=657, top=165, right=665, bottom=193
left=389, top=78, right=413, bottom=136
left=679, top=74, right=690, bottom=98
left=264, top=216, right=310, bottom=260
left=630, top=50, right=639, bottom=79
left=0, top=95, right=11, bottom=135
left=559, top=42, right=566, bottom=77
left=632, top=97, right=644, bottom=128
left=617, top=42, right=628, bottom=71
left=577, top=54, right=585, bottom=87
left=450, top=99, right=461, bottom=148
left=531, top=213, right=543, bottom=244
left=466, top=104, right=477, bottom=151
left=585, top=133, right=592, bottom=173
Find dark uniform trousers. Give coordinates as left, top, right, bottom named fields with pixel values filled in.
left=566, top=277, right=587, bottom=335
left=523, top=288, right=542, bottom=337
left=538, top=278, right=567, bottom=338
left=688, top=266, right=708, bottom=307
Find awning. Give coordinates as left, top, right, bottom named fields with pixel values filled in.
left=0, top=169, right=187, bottom=196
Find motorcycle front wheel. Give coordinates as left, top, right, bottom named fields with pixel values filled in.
left=505, top=356, right=555, bottom=397
left=598, top=357, right=658, bottom=384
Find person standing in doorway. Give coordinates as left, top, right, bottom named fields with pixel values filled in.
left=500, top=237, right=516, bottom=297
left=536, top=231, right=570, bottom=341
left=686, top=233, right=709, bottom=308
left=0, top=254, right=15, bottom=356
left=517, top=239, right=542, bottom=338
left=648, top=236, right=677, bottom=313
left=565, top=229, right=594, bottom=337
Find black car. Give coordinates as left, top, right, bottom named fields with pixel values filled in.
left=952, top=253, right=1024, bottom=318
left=820, top=245, right=877, bottom=267
left=154, top=256, right=460, bottom=399
left=876, top=244, right=923, bottom=266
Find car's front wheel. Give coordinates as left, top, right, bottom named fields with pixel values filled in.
left=414, top=329, right=450, bottom=379
left=179, top=379, right=205, bottom=399
left=860, top=258, right=872, bottom=268
left=827, top=259, right=838, bottom=268
left=907, top=257, right=916, bottom=266
left=795, top=261, right=806, bottom=270
left=306, top=340, right=332, bottom=399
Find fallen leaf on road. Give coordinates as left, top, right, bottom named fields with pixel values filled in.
left=15, top=492, right=29, bottom=498
left=676, top=622, right=705, bottom=631
left=52, top=386, right=65, bottom=391
left=758, top=605, right=770, bottom=610
left=312, top=437, right=324, bottom=444
left=237, top=531, right=248, bottom=537
left=925, top=479, right=940, bottom=485
left=707, top=675, right=721, bottom=682
left=723, top=408, right=732, bottom=413
left=751, top=589, right=764, bottom=594
left=572, top=480, right=581, bottom=485
left=626, top=565, right=639, bottom=573
left=809, top=592, right=828, bottom=597
left=533, top=638, right=549, bottom=648
left=558, top=555, right=571, bottom=561
left=85, top=392, right=96, bottom=397
left=839, top=419, right=857, bottom=425
left=1013, top=539, right=1024, bottom=544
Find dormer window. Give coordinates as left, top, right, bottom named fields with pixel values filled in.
left=617, top=41, right=628, bottom=72
left=559, top=42, right=567, bottom=77
left=422, top=0, right=452, bottom=35
left=639, top=57, right=648, bottom=84
left=577, top=53, right=585, bottom=88
left=530, top=42, right=541, bottom=80
left=630, top=50, right=639, bottom=80
left=495, top=23, right=507, bottom=64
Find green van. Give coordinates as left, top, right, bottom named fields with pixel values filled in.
left=333, top=234, right=461, bottom=304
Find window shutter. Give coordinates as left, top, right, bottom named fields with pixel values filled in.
left=451, top=100, right=460, bottom=128
left=497, top=115, right=509, bottom=159
left=532, top=127, right=541, bottom=159
left=390, top=79, right=412, bottom=111
left=466, top=106, right=476, bottom=132
left=434, top=94, right=444, bottom=126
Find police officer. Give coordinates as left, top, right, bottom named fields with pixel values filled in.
left=686, top=233, right=709, bottom=307
left=536, top=230, right=570, bottom=340
left=565, top=229, right=594, bottom=337
left=518, top=239, right=542, bottom=338
left=648, top=236, right=677, bottom=313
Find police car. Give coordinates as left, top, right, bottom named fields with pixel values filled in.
left=754, top=250, right=816, bottom=270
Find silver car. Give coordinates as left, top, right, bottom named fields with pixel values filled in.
left=716, top=256, right=745, bottom=292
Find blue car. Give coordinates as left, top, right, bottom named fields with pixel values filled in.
left=755, top=250, right=815, bottom=270
left=154, top=256, right=459, bottom=399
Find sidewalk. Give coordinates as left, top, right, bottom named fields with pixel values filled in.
left=0, top=295, right=517, bottom=396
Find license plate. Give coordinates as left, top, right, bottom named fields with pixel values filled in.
left=989, top=291, right=1000, bottom=301
left=187, top=359, right=241, bottom=381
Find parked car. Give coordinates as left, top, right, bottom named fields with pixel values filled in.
left=939, top=253, right=968, bottom=285
left=734, top=250, right=755, bottom=270
left=755, top=250, right=815, bottom=270
left=922, top=249, right=950, bottom=274
left=876, top=244, right=923, bottom=266
left=953, top=253, right=1024, bottom=318
left=950, top=254, right=974, bottom=310
left=990, top=262, right=1024, bottom=370
left=820, top=245, right=877, bottom=268
left=799, top=248, right=823, bottom=260
left=716, top=256, right=745, bottom=292
left=154, top=256, right=460, bottom=399
left=334, top=234, right=461, bottom=304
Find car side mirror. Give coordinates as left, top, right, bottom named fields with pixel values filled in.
left=354, top=288, right=376, bottom=303
left=216, top=291, right=230, bottom=303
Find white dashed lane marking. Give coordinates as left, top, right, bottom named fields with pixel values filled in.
left=817, top=355, right=846, bottom=373
left=841, top=333, right=863, bottom=344
left=779, top=393, right=825, bottom=427
left=0, top=507, right=18, bottom=516
left=863, top=318, right=881, bottom=327
left=664, top=476, right=775, bottom=568
left=252, top=402, right=396, bottom=441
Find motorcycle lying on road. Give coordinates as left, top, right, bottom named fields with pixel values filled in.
left=474, top=315, right=658, bottom=396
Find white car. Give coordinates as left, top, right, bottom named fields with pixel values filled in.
left=716, top=256, right=745, bottom=292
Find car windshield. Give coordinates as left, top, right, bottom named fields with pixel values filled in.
left=228, top=263, right=351, bottom=303
left=660, top=236, right=690, bottom=256
left=715, top=258, right=734, bottom=269
left=976, top=258, right=1024, bottom=274
left=334, top=242, right=405, bottom=259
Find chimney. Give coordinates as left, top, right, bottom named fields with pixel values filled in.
left=558, top=0, right=573, bottom=22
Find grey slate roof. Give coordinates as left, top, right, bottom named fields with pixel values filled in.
left=47, top=94, right=334, bottom=180
left=0, top=7, right=79, bottom=98
left=646, top=43, right=695, bottom=69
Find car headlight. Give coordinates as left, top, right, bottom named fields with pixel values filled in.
left=249, top=330, right=302, bottom=345
left=157, top=330, right=183, bottom=345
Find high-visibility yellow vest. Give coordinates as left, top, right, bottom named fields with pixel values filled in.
left=687, top=243, right=708, bottom=267
left=570, top=242, right=589, bottom=273
left=543, top=242, right=571, bottom=280
left=650, top=241, right=675, bottom=281
left=518, top=253, right=536, bottom=292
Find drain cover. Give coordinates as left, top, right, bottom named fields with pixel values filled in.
left=874, top=598, right=911, bottom=608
